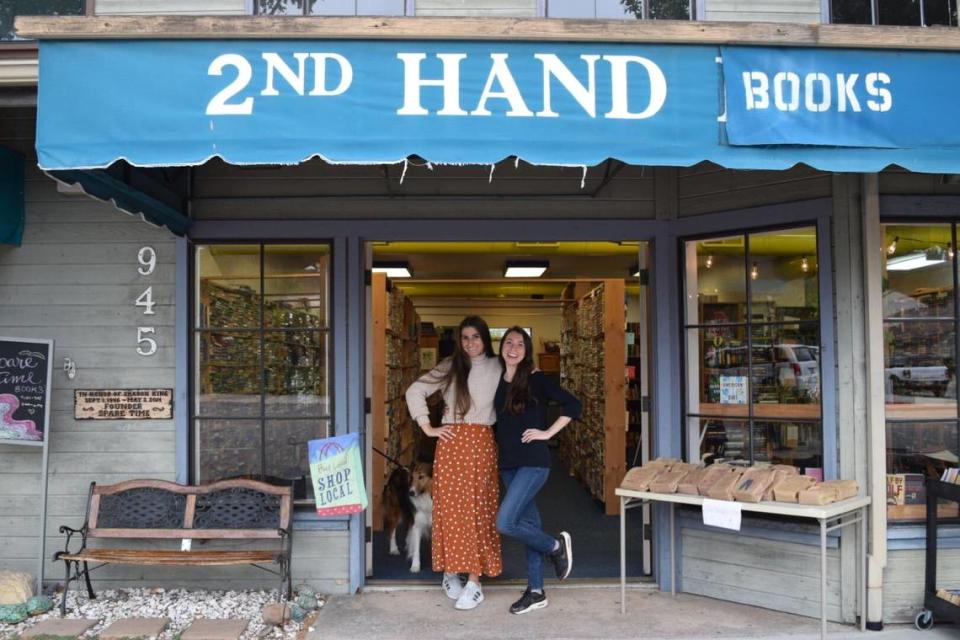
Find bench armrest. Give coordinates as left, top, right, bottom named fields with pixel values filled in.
left=55, top=524, right=88, bottom=560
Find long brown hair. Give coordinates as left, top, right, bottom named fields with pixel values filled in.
left=435, top=316, right=495, bottom=420
left=499, top=326, right=536, bottom=415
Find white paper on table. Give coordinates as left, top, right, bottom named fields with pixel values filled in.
left=702, top=498, right=742, bottom=531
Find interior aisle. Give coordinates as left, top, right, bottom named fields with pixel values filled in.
left=371, top=457, right=647, bottom=580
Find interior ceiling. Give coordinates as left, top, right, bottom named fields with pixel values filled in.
left=373, top=241, right=642, bottom=300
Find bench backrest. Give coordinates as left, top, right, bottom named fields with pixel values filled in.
left=86, top=479, right=292, bottom=539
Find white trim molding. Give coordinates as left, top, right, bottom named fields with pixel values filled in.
left=0, top=58, right=39, bottom=86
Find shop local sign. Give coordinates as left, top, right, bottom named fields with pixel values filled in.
left=309, top=433, right=368, bottom=517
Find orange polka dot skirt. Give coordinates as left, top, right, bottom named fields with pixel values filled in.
left=431, top=423, right=503, bottom=577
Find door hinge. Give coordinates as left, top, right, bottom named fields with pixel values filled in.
left=638, top=269, right=650, bottom=285
left=641, top=396, right=651, bottom=412
left=364, top=398, right=372, bottom=415
left=365, top=526, right=372, bottom=543
left=364, top=270, right=372, bottom=286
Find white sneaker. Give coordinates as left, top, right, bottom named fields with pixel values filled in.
left=455, top=581, right=484, bottom=610
left=442, top=572, right=464, bottom=600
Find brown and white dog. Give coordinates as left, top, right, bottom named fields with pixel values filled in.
left=383, top=462, right=433, bottom=573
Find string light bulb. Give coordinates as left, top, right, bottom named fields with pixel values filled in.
left=705, top=255, right=714, bottom=269
left=887, top=236, right=899, bottom=255
left=801, top=257, right=809, bottom=273
left=950, top=244, right=955, bottom=260
left=751, top=262, right=759, bottom=280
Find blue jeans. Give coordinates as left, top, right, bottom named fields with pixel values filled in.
left=497, top=467, right=556, bottom=591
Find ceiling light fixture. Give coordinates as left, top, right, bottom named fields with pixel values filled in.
left=504, top=260, right=549, bottom=278
left=887, top=251, right=946, bottom=272
left=801, top=257, right=809, bottom=273
left=887, top=236, right=899, bottom=255
left=751, top=262, right=759, bottom=280
left=705, top=255, right=714, bottom=269
left=372, top=260, right=413, bottom=278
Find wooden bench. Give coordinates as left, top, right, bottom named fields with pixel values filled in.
left=54, top=479, right=292, bottom=615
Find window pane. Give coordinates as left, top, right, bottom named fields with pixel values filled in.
left=884, top=320, right=956, bottom=419
left=196, top=419, right=263, bottom=483
left=255, top=0, right=305, bottom=14
left=265, top=419, right=331, bottom=501
left=686, top=235, right=746, bottom=325
left=749, top=226, right=819, bottom=320
left=1, top=0, right=84, bottom=41
left=650, top=0, right=689, bottom=19
left=309, top=0, right=358, bottom=15
left=691, top=326, right=749, bottom=418
left=197, top=245, right=262, bottom=329
left=698, top=417, right=749, bottom=465
left=886, top=421, right=960, bottom=521
left=196, top=332, right=261, bottom=417
left=879, top=0, right=921, bottom=24
left=750, top=324, right=821, bottom=412
left=265, top=331, right=329, bottom=417
left=754, top=421, right=823, bottom=472
left=597, top=0, right=634, bottom=18
left=357, top=0, right=406, bottom=15
left=264, top=245, right=329, bottom=329
left=548, top=0, right=597, bottom=17
left=923, top=0, right=956, bottom=26
left=831, top=0, right=873, bottom=23
left=883, top=224, right=954, bottom=319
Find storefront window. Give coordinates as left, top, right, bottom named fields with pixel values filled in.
left=684, top=226, right=822, bottom=471
left=194, top=244, right=331, bottom=503
left=831, top=0, right=956, bottom=26
left=883, top=224, right=960, bottom=522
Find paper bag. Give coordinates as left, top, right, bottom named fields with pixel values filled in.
left=697, top=463, right=733, bottom=495
left=705, top=468, right=744, bottom=501
left=678, top=465, right=711, bottom=495
left=649, top=463, right=697, bottom=493
left=620, top=466, right=662, bottom=492
left=732, top=467, right=777, bottom=503
left=773, top=475, right=816, bottom=503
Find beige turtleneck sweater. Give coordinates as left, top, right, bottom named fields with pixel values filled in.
left=405, top=355, right=502, bottom=426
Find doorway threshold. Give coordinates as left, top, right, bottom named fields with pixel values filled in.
left=362, top=577, right=655, bottom=592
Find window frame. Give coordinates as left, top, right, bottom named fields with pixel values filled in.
left=680, top=221, right=824, bottom=469
left=189, top=241, right=334, bottom=500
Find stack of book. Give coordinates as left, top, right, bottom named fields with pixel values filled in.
left=936, top=589, right=960, bottom=606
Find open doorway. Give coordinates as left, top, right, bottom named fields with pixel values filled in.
left=365, top=242, right=652, bottom=582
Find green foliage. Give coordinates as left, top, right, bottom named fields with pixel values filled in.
left=254, top=0, right=322, bottom=15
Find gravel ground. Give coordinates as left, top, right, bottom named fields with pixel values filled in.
left=0, top=587, right=325, bottom=640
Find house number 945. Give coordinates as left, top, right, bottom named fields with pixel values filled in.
left=136, top=246, right=158, bottom=356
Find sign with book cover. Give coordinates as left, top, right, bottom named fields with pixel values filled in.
left=308, top=433, right=368, bottom=516
left=0, top=337, right=53, bottom=444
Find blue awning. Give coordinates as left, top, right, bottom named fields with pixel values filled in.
left=0, top=147, right=24, bottom=246
left=34, top=39, right=960, bottom=175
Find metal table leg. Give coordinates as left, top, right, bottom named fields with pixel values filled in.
left=670, top=502, right=676, bottom=598
left=621, top=496, right=626, bottom=615
left=820, top=518, right=827, bottom=640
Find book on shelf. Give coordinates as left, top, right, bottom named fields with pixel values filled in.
left=940, top=467, right=960, bottom=483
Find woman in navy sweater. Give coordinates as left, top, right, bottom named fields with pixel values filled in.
left=494, top=326, right=582, bottom=614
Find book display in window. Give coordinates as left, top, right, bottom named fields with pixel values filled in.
left=557, top=280, right=626, bottom=515
left=371, top=273, right=422, bottom=529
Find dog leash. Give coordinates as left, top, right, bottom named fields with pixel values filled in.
left=371, top=446, right=407, bottom=469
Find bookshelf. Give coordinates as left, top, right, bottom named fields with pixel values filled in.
left=371, top=273, right=421, bottom=530
left=558, top=280, right=626, bottom=515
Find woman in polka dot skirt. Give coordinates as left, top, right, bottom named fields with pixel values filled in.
left=405, top=315, right=503, bottom=610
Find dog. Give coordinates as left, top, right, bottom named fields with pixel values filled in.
left=383, top=462, right=433, bottom=573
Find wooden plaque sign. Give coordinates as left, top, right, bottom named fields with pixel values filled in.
left=74, top=389, right=173, bottom=420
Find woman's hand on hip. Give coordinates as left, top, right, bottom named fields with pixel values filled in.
left=521, top=428, right=550, bottom=443
left=428, top=425, right=456, bottom=442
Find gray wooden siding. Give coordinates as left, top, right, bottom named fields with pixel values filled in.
left=415, top=0, right=536, bottom=16
left=681, top=527, right=846, bottom=621
left=704, top=0, right=821, bottom=23
left=883, top=548, right=960, bottom=623
left=677, top=163, right=832, bottom=217
left=0, top=109, right=351, bottom=595
left=95, top=0, right=246, bottom=15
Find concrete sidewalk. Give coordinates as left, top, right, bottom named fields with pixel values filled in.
left=307, top=584, right=954, bottom=640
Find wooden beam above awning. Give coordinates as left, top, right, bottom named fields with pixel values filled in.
left=14, top=15, right=960, bottom=51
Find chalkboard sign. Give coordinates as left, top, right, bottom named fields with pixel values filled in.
left=0, top=337, right=53, bottom=445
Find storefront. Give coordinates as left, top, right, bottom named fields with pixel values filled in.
left=4, top=14, right=960, bottom=628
